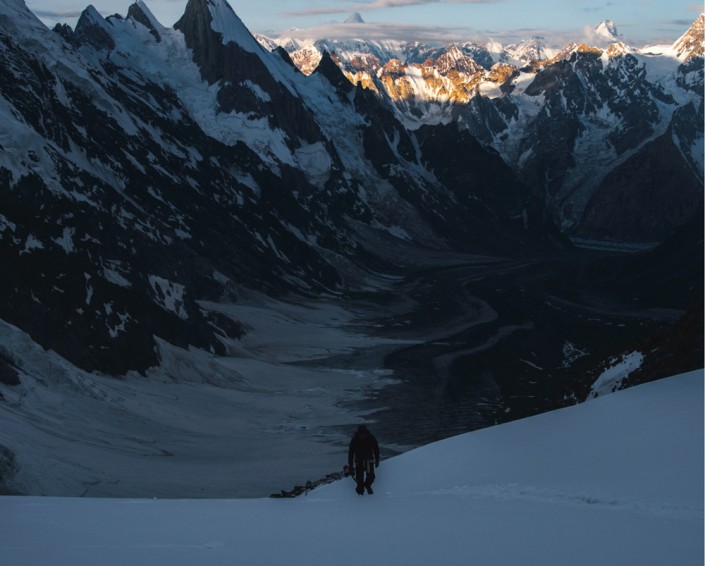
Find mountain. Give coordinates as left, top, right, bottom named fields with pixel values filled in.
left=263, top=17, right=703, bottom=245
left=591, top=19, right=623, bottom=46
left=673, top=13, right=705, bottom=61
left=0, top=0, right=700, bottom=384
left=503, top=35, right=557, bottom=65
left=2, top=370, right=702, bottom=563
left=0, top=0, right=549, bottom=376
left=0, top=0, right=702, bottom=501
left=344, top=12, right=365, bottom=24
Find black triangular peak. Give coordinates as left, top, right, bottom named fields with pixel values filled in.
left=127, top=2, right=161, bottom=42
left=174, top=0, right=224, bottom=84
left=313, top=51, right=354, bottom=93
left=176, top=0, right=262, bottom=52
left=274, top=46, right=300, bottom=72
left=73, top=5, right=115, bottom=50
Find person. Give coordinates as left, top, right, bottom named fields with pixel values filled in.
left=348, top=425, right=380, bottom=495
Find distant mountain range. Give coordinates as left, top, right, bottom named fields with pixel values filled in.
left=256, top=16, right=678, bottom=76
left=259, top=15, right=704, bottom=242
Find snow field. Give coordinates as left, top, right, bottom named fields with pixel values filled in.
left=0, top=296, right=413, bottom=499
left=1, top=370, right=702, bottom=566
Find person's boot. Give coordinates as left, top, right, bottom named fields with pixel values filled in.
left=356, top=485, right=364, bottom=495
left=366, top=485, right=373, bottom=495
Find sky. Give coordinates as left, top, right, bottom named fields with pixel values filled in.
left=24, top=0, right=703, bottom=46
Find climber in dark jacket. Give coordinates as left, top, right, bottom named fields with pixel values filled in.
left=348, top=425, right=380, bottom=495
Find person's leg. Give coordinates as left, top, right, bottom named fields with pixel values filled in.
left=355, top=462, right=365, bottom=494
left=364, top=460, right=375, bottom=494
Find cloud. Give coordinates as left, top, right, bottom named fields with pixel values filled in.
left=274, top=21, right=476, bottom=44
left=271, top=19, right=571, bottom=47
left=283, top=6, right=349, bottom=17
left=361, top=0, right=441, bottom=8
left=367, top=0, right=502, bottom=5
left=33, top=8, right=84, bottom=19
left=580, top=2, right=615, bottom=13
left=670, top=17, right=700, bottom=27
left=284, top=0, right=501, bottom=18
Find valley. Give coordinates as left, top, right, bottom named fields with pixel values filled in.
left=1, top=243, right=689, bottom=498
left=337, top=247, right=685, bottom=449
left=0, top=0, right=701, bottom=499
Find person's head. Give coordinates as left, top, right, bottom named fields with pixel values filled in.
left=357, top=424, right=368, bottom=434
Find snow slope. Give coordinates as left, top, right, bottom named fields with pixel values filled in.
left=0, top=295, right=413, bottom=498
left=1, top=370, right=702, bottom=566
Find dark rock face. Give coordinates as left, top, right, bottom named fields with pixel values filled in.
left=175, top=0, right=323, bottom=146
left=72, top=7, right=115, bottom=51
left=0, top=445, right=18, bottom=495
left=52, top=23, right=74, bottom=42
left=576, top=129, right=703, bottom=242
left=452, top=94, right=512, bottom=146
left=415, top=121, right=548, bottom=253
left=350, top=85, right=547, bottom=255
left=314, top=51, right=355, bottom=96
left=127, top=2, right=161, bottom=42
left=552, top=203, right=703, bottom=311
left=0, top=354, right=19, bottom=386
left=174, top=0, right=232, bottom=85
left=602, top=54, right=673, bottom=155
left=629, top=300, right=704, bottom=386
left=500, top=50, right=701, bottom=241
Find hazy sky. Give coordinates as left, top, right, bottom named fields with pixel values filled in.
left=25, top=0, right=702, bottom=45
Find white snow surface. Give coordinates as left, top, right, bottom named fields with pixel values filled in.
left=589, top=351, right=645, bottom=398
left=205, top=0, right=262, bottom=55
left=1, top=370, right=702, bottom=566
left=0, top=293, right=415, bottom=499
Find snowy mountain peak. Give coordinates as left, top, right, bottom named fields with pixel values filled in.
left=129, top=1, right=162, bottom=29
left=585, top=19, right=625, bottom=48
left=208, top=0, right=262, bottom=53
left=594, top=19, right=621, bottom=41
left=506, top=35, right=554, bottom=64
left=486, top=39, right=504, bottom=53
left=127, top=1, right=165, bottom=41
left=605, top=41, right=634, bottom=58
left=673, top=13, right=705, bottom=61
left=78, top=4, right=108, bottom=26
left=344, top=12, right=365, bottom=24
left=424, top=45, right=483, bottom=74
